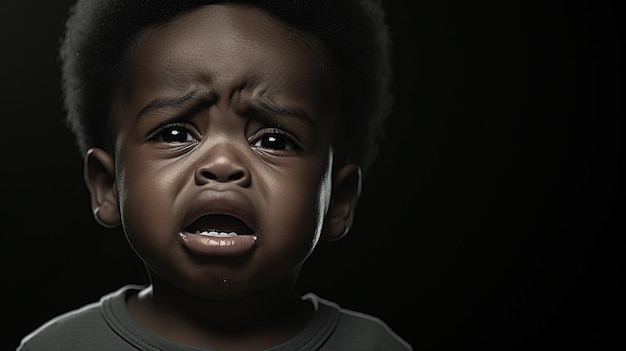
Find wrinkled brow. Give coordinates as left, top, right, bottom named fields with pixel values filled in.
left=251, top=99, right=313, bottom=125
left=136, top=91, right=203, bottom=119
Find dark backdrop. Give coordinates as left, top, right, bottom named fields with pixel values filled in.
left=2, top=1, right=623, bottom=350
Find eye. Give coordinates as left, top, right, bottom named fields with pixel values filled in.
left=149, top=123, right=198, bottom=144
left=251, top=128, right=301, bottom=152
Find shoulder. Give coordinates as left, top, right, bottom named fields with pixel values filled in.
left=16, top=299, right=105, bottom=350
left=16, top=285, right=141, bottom=351
left=304, top=293, right=413, bottom=351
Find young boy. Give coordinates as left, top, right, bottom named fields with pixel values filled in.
left=18, top=0, right=411, bottom=350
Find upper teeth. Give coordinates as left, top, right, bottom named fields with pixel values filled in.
left=196, top=230, right=238, bottom=237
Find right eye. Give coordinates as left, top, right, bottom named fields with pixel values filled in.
left=149, top=123, right=199, bottom=144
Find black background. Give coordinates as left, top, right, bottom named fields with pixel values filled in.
left=1, top=1, right=623, bottom=350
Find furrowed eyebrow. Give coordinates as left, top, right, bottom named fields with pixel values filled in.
left=136, top=91, right=199, bottom=119
left=254, top=100, right=313, bottom=125
left=135, top=90, right=312, bottom=125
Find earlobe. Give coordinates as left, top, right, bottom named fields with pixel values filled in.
left=321, top=164, right=362, bottom=242
left=84, top=148, right=121, bottom=229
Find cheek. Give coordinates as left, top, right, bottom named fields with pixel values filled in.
left=115, top=151, right=181, bottom=249
left=260, top=155, right=333, bottom=251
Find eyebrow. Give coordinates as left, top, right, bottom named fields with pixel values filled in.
left=136, top=90, right=200, bottom=119
left=136, top=90, right=313, bottom=125
left=253, top=99, right=313, bottom=126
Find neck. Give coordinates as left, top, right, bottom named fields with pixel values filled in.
left=127, top=272, right=313, bottom=350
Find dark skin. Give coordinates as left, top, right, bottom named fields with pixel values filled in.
left=84, top=4, right=362, bottom=350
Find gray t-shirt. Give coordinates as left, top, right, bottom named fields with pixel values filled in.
left=17, top=285, right=412, bottom=350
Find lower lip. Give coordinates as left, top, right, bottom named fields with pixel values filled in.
left=178, top=232, right=257, bottom=256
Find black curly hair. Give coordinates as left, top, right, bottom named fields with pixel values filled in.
left=59, top=0, right=393, bottom=177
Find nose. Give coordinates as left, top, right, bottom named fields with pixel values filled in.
left=194, top=143, right=251, bottom=187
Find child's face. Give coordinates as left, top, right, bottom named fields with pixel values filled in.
left=103, top=4, right=343, bottom=298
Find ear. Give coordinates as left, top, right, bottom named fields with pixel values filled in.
left=84, top=147, right=120, bottom=229
left=321, top=163, right=362, bottom=242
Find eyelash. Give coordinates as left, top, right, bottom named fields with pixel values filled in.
left=148, top=123, right=302, bottom=152
left=147, top=122, right=198, bottom=143
left=250, top=127, right=302, bottom=152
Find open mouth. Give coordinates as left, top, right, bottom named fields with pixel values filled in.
left=185, top=214, right=254, bottom=238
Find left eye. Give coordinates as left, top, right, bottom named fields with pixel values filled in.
left=251, top=130, right=300, bottom=151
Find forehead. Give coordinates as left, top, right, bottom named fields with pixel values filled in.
left=116, top=4, right=336, bottom=116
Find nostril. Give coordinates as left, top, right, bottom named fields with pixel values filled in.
left=194, top=154, right=251, bottom=186
left=202, top=171, right=218, bottom=180
left=228, top=172, right=244, bottom=181
left=200, top=171, right=244, bottom=182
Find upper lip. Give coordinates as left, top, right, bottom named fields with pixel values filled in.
left=182, top=190, right=256, bottom=235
